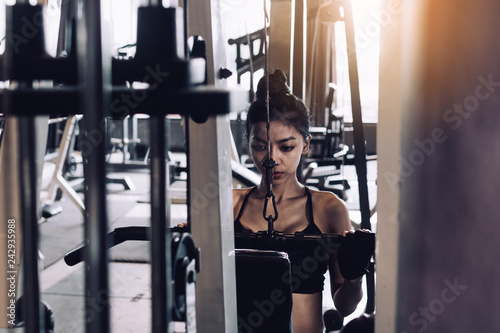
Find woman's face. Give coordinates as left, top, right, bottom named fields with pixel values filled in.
left=249, top=121, right=310, bottom=184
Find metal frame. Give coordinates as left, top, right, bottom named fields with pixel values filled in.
left=0, top=114, right=49, bottom=331
left=269, top=0, right=296, bottom=88
left=0, top=1, right=242, bottom=332
left=44, top=115, right=85, bottom=213
left=187, top=0, right=238, bottom=331
left=0, top=2, right=56, bottom=331
left=78, top=0, right=112, bottom=330
left=0, top=116, right=23, bottom=329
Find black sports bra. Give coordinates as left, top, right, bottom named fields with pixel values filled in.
left=234, top=187, right=331, bottom=294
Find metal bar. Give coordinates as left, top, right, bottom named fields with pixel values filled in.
left=46, top=116, right=77, bottom=201
left=292, top=0, right=306, bottom=99
left=131, top=115, right=139, bottom=160
left=55, top=173, right=85, bottom=213
left=343, top=0, right=371, bottom=231
left=64, top=227, right=151, bottom=266
left=188, top=115, right=237, bottom=332
left=2, top=2, right=54, bottom=331
left=150, top=113, right=172, bottom=332
left=342, top=0, right=374, bottom=314
left=375, top=0, right=403, bottom=329
left=0, top=89, right=79, bottom=116
left=0, top=117, right=23, bottom=329
left=79, top=0, right=111, bottom=331
left=18, top=116, right=41, bottom=333
left=234, top=232, right=342, bottom=241
left=187, top=0, right=238, bottom=329
left=269, top=0, right=295, bottom=85
left=183, top=0, right=189, bottom=58
left=0, top=85, right=240, bottom=117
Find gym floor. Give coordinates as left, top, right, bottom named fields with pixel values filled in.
left=35, top=156, right=377, bottom=333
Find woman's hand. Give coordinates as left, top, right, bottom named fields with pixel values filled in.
left=337, top=229, right=375, bottom=280
left=174, top=223, right=188, bottom=230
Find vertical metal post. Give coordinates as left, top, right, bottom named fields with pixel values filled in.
left=188, top=115, right=237, bottom=332
left=0, top=117, right=23, bottom=330
left=187, top=0, right=237, bottom=331
left=17, top=116, right=41, bottom=333
left=342, top=0, right=373, bottom=313
left=292, top=0, right=306, bottom=99
left=343, top=0, right=370, bottom=231
left=376, top=0, right=403, bottom=330
left=269, top=0, right=295, bottom=86
left=79, top=0, right=111, bottom=331
left=0, top=116, right=47, bottom=332
left=1, top=3, right=51, bottom=330
left=150, top=114, right=171, bottom=332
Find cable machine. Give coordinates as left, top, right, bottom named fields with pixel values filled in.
left=228, top=0, right=376, bottom=317
left=0, top=0, right=374, bottom=331
left=0, top=0, right=245, bottom=332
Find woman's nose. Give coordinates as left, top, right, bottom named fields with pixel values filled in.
left=270, top=145, right=281, bottom=162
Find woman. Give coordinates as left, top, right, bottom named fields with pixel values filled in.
left=233, top=69, right=366, bottom=332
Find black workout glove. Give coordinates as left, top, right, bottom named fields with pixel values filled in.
left=337, top=230, right=375, bottom=280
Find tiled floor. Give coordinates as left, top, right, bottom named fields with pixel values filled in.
left=41, top=261, right=152, bottom=333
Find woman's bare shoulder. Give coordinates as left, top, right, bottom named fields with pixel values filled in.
left=308, top=187, right=347, bottom=209
left=232, top=187, right=255, bottom=218
left=308, top=188, right=351, bottom=233
left=233, top=187, right=253, bottom=198
left=233, top=187, right=254, bottom=206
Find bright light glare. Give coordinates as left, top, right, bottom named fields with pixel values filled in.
left=337, top=0, right=381, bottom=123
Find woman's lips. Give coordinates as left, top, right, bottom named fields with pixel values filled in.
left=273, top=172, right=283, bottom=179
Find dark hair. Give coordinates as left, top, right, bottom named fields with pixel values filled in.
left=246, top=69, right=311, bottom=140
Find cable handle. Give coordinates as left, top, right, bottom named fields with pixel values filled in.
left=263, top=191, right=278, bottom=223
left=261, top=157, right=278, bottom=225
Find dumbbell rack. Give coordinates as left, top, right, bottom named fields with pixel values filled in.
left=0, top=1, right=244, bottom=332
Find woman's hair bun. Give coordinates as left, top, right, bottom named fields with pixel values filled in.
left=255, top=69, right=291, bottom=101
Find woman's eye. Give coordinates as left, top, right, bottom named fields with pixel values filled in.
left=281, top=145, right=295, bottom=152
left=252, top=144, right=267, bottom=151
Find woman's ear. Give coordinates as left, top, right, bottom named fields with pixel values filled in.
left=302, top=134, right=312, bottom=155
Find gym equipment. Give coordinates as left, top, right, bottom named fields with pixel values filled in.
left=303, top=85, right=350, bottom=200
left=323, top=308, right=344, bottom=332
left=313, top=0, right=375, bottom=314
left=0, top=1, right=245, bottom=332
left=339, top=314, right=374, bottom=333
left=235, top=230, right=342, bottom=245
left=228, top=28, right=266, bottom=101
left=0, top=4, right=64, bottom=331
left=231, top=159, right=261, bottom=187
left=15, top=298, right=55, bottom=333
left=228, top=0, right=376, bottom=319
left=64, top=227, right=200, bottom=332
left=42, top=115, right=136, bottom=217
left=234, top=249, right=293, bottom=333
left=44, top=115, right=85, bottom=214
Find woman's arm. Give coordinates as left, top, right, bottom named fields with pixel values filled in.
left=330, top=250, right=364, bottom=317
left=318, top=191, right=364, bottom=317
